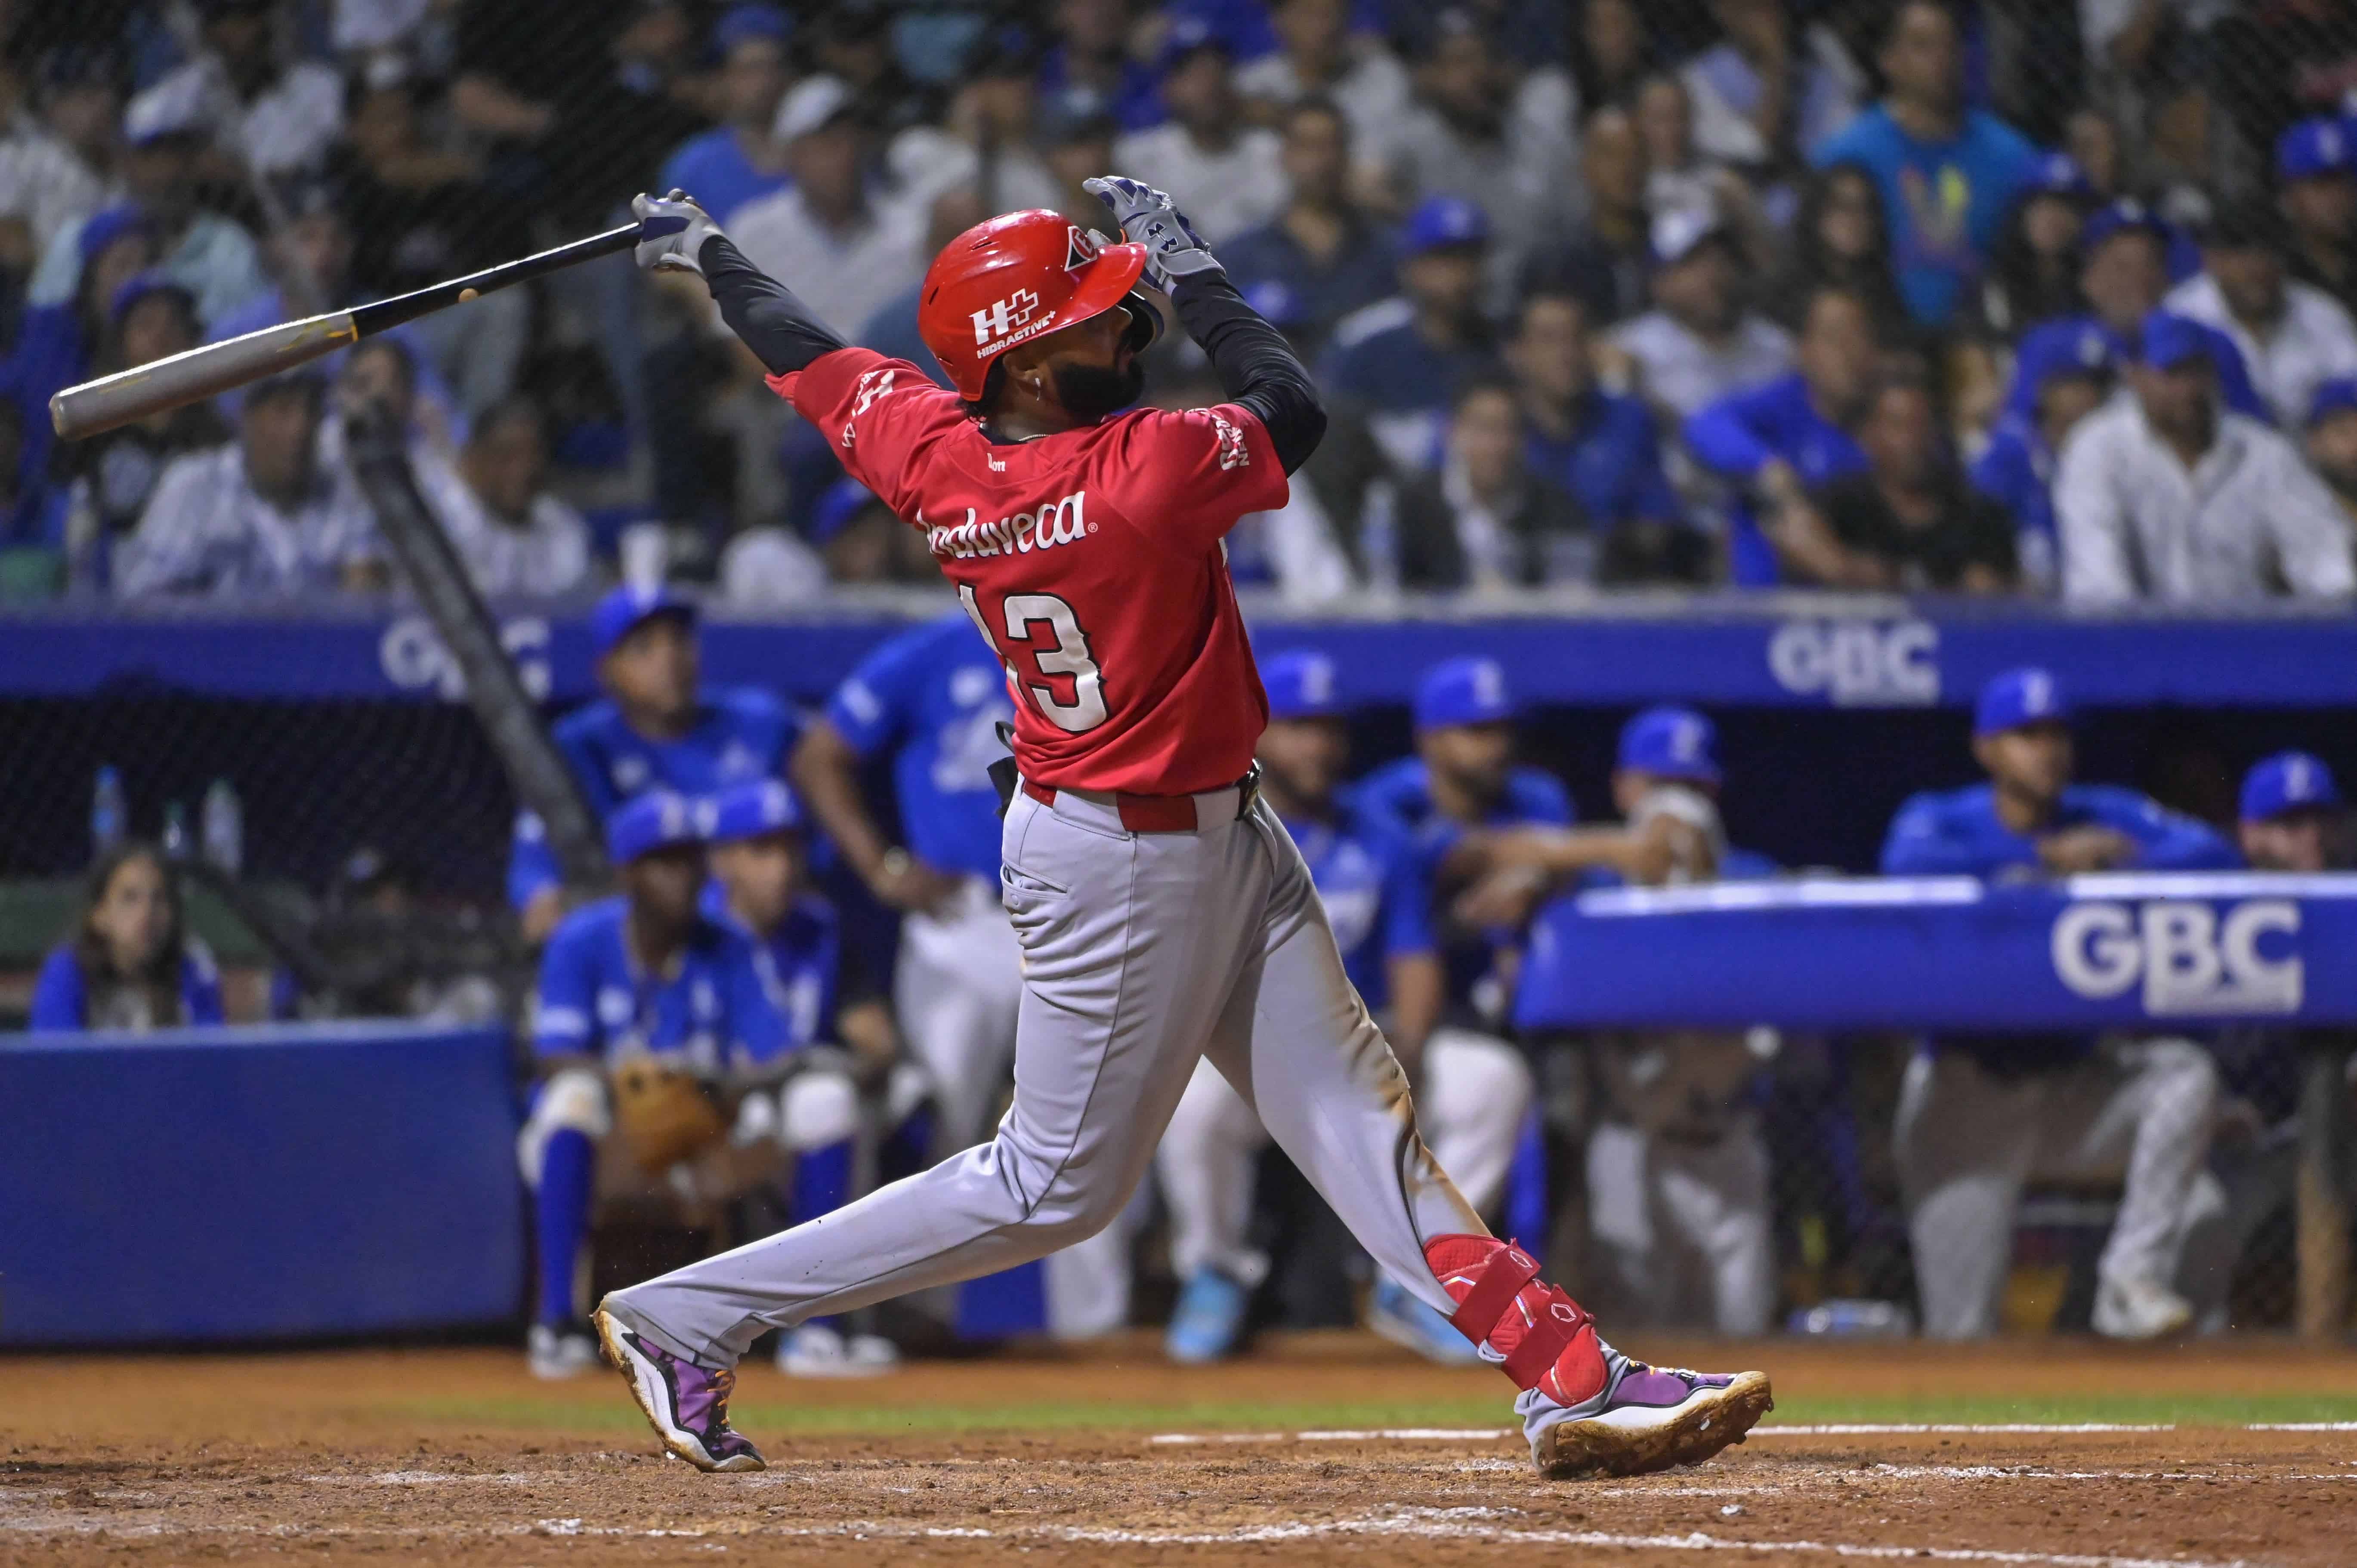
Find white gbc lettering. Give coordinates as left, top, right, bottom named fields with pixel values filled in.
left=2050, top=899, right=2303, bottom=1016
left=1767, top=619, right=1940, bottom=706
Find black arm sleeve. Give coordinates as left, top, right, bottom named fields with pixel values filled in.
left=698, top=234, right=851, bottom=377
left=1170, top=272, right=1327, bottom=475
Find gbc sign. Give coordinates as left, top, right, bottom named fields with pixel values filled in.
left=2050, top=899, right=2303, bottom=1016
left=1767, top=619, right=1939, bottom=706
left=380, top=616, right=552, bottom=702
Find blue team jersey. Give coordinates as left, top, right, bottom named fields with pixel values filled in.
left=1354, top=758, right=1573, bottom=1016
left=1320, top=301, right=1501, bottom=471
left=1879, top=782, right=2239, bottom=880
left=508, top=687, right=800, bottom=910
left=704, top=885, right=866, bottom=1051
left=826, top=612, right=1014, bottom=883
left=1287, top=796, right=1434, bottom=1009
left=532, top=896, right=782, bottom=1070
left=28, top=944, right=224, bottom=1030
left=1811, top=105, right=2039, bottom=328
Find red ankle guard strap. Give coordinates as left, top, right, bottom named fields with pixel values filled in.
left=1446, top=1244, right=1541, bottom=1343
left=1498, top=1285, right=1591, bottom=1389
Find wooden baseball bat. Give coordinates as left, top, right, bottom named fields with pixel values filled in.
left=49, top=220, right=644, bottom=442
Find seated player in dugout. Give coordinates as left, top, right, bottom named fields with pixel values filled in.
left=588, top=181, right=1769, bottom=1481
left=701, top=779, right=932, bottom=1378
left=508, top=583, right=797, bottom=944
left=1155, top=650, right=1534, bottom=1367
left=519, top=792, right=794, bottom=1380
left=2238, top=751, right=2348, bottom=873
left=1881, top=668, right=2240, bottom=1342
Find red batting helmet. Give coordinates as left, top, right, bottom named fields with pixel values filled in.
left=917, top=209, right=1159, bottom=402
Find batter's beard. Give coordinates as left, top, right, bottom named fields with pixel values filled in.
left=1053, top=358, right=1146, bottom=423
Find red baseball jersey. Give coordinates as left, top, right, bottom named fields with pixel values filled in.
left=777, top=347, right=1287, bottom=796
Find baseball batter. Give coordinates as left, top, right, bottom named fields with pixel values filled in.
left=593, top=180, right=1771, bottom=1479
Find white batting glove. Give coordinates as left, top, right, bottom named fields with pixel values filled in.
left=1083, top=175, right=1222, bottom=290
left=632, top=190, right=724, bottom=277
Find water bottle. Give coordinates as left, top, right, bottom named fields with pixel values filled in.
left=91, top=766, right=126, bottom=859
left=161, top=800, right=189, bottom=861
left=201, top=779, right=243, bottom=874
left=1786, top=1299, right=1914, bottom=1338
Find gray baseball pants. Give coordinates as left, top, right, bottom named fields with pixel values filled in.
left=608, top=780, right=1483, bottom=1367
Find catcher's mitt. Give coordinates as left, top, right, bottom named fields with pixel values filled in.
left=609, top=1056, right=726, bottom=1174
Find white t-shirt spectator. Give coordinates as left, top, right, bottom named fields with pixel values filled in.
left=2055, top=398, right=2356, bottom=603
left=117, top=445, right=375, bottom=598
left=0, top=112, right=112, bottom=256
left=410, top=454, right=591, bottom=598
left=1681, top=28, right=1861, bottom=170
left=1611, top=309, right=1795, bottom=420
left=729, top=188, right=925, bottom=350
left=2162, top=272, right=2357, bottom=429
left=152, top=55, right=345, bottom=177
left=1109, top=123, right=1286, bottom=244
left=1234, top=44, right=1413, bottom=174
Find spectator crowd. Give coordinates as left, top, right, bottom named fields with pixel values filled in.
left=3, top=0, right=2357, bottom=605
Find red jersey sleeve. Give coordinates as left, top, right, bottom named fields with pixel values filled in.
left=770, top=347, right=966, bottom=521
left=1102, top=403, right=1289, bottom=554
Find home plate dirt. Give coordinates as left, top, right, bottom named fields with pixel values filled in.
left=3, top=1336, right=2351, bottom=1565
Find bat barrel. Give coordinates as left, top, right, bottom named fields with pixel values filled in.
left=50, top=312, right=358, bottom=443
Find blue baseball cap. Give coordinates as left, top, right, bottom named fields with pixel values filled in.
left=1974, top=667, right=2071, bottom=737
left=2019, top=319, right=2118, bottom=392
left=2080, top=198, right=2172, bottom=257
left=2278, top=116, right=2356, bottom=182
left=77, top=203, right=150, bottom=266
left=1263, top=650, right=1342, bottom=720
left=709, top=778, right=803, bottom=842
left=2240, top=751, right=2342, bottom=823
left=1399, top=195, right=1489, bottom=259
left=2138, top=310, right=2215, bottom=371
left=1414, top=655, right=1514, bottom=732
left=2309, top=375, right=2357, bottom=427
left=714, top=2, right=790, bottom=54
left=2025, top=151, right=2094, bottom=201
left=607, top=789, right=706, bottom=864
left=591, top=582, right=697, bottom=661
left=1617, top=705, right=1720, bottom=784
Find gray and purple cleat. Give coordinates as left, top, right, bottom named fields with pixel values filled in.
left=1520, top=1346, right=1773, bottom=1480
left=593, top=1303, right=765, bottom=1473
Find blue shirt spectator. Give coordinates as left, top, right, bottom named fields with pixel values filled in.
left=656, top=5, right=794, bottom=225
left=822, top=611, right=1015, bottom=886
left=1810, top=2, right=2038, bottom=329
left=1524, top=389, right=1685, bottom=539
left=1216, top=98, right=1399, bottom=355
left=1971, top=321, right=2118, bottom=594
left=509, top=586, right=799, bottom=924
left=1321, top=196, right=1498, bottom=472
left=28, top=841, right=223, bottom=1032
left=1684, top=286, right=1877, bottom=585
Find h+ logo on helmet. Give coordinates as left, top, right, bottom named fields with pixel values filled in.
left=971, top=288, right=1042, bottom=346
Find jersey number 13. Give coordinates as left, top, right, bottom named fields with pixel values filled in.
left=960, top=583, right=1108, bottom=734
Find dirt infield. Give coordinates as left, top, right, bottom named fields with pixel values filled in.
left=4, top=1334, right=2354, bottom=1565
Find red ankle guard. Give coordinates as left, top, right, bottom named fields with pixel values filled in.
left=1425, top=1235, right=1604, bottom=1402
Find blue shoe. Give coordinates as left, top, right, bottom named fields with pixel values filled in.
left=1366, top=1275, right=1481, bottom=1365
left=1165, top=1268, right=1251, bottom=1363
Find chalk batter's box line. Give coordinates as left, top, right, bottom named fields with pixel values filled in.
left=1147, top=1421, right=2357, bottom=1445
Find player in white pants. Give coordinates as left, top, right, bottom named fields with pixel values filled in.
left=596, top=183, right=1769, bottom=1480
left=1154, top=650, right=1532, bottom=1363
left=794, top=614, right=1133, bottom=1339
